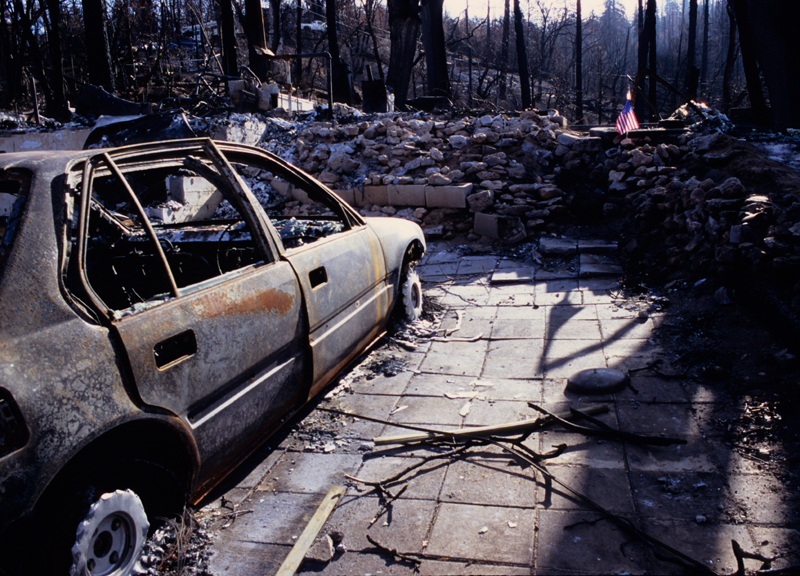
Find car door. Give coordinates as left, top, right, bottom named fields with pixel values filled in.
left=74, top=142, right=309, bottom=486
left=283, top=224, right=390, bottom=397
left=217, top=145, right=393, bottom=399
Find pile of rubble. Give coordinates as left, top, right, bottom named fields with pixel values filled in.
left=205, top=107, right=800, bottom=313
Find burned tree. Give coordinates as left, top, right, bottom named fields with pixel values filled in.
left=82, top=0, right=115, bottom=91
left=386, top=0, right=420, bottom=107
left=419, top=0, right=450, bottom=99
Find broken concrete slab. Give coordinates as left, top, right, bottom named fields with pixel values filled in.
left=538, top=237, right=578, bottom=255
left=490, top=268, right=533, bottom=284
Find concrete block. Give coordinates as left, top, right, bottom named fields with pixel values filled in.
left=291, top=187, right=311, bottom=204
left=270, top=179, right=292, bottom=197
left=332, top=188, right=355, bottom=206
left=362, top=185, right=388, bottom=206
left=425, top=183, right=472, bottom=208
left=388, top=184, right=425, bottom=206
left=166, top=175, right=224, bottom=221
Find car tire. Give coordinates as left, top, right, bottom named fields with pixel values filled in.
left=70, top=489, right=149, bottom=576
left=401, top=268, right=423, bottom=321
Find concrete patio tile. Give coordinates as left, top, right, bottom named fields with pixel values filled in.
left=438, top=284, right=492, bottom=307
left=536, top=465, right=635, bottom=514
left=440, top=456, right=537, bottom=507
left=324, top=494, right=435, bottom=554
left=748, top=527, right=800, bottom=572
left=534, top=266, right=578, bottom=280
left=537, top=278, right=580, bottom=293
left=423, top=249, right=462, bottom=265
left=595, top=302, right=646, bottom=319
left=482, top=356, right=544, bottom=380
left=544, top=355, right=609, bottom=379
left=491, top=317, right=546, bottom=339
left=418, top=350, right=485, bottom=377
left=349, top=368, right=415, bottom=396
left=487, top=285, right=536, bottom=306
left=613, top=374, right=690, bottom=404
left=581, top=290, right=619, bottom=305
left=426, top=503, right=534, bottom=564
left=598, top=316, right=658, bottom=340
left=214, top=491, right=324, bottom=545
left=547, top=303, right=598, bottom=322
left=547, top=318, right=602, bottom=340
left=257, top=452, right=364, bottom=495
left=352, top=455, right=448, bottom=500
left=534, top=290, right=582, bottom=306
left=490, top=268, right=534, bottom=284
left=457, top=256, right=498, bottom=276
left=404, top=373, right=477, bottom=396
left=418, top=560, right=530, bottom=575
left=645, top=520, right=754, bottom=575
left=209, top=541, right=290, bottom=576
left=428, top=339, right=488, bottom=359
left=726, top=472, right=800, bottom=525
left=300, top=552, right=417, bottom=575
left=418, top=262, right=457, bottom=281
left=229, top=445, right=284, bottom=490
left=496, top=258, right=530, bottom=270
left=487, top=338, right=545, bottom=358
left=631, top=471, right=728, bottom=522
left=463, top=398, right=532, bottom=426
left=496, top=305, right=546, bottom=320
left=387, top=395, right=467, bottom=426
left=535, top=510, right=650, bottom=574
left=325, top=393, right=400, bottom=424
left=602, top=337, right=662, bottom=361
left=537, top=430, right=628, bottom=470
left=471, top=377, right=543, bottom=402
left=579, top=277, right=621, bottom=291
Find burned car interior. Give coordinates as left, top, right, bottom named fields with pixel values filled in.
left=74, top=143, right=353, bottom=314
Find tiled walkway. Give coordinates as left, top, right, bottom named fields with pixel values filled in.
left=202, top=240, right=799, bottom=575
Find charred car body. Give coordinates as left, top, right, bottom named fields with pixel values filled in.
left=0, top=139, right=424, bottom=574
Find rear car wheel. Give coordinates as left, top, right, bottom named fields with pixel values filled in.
left=401, top=268, right=423, bottom=321
left=70, top=489, right=149, bottom=576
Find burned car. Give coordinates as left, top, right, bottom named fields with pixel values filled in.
left=0, top=138, right=425, bottom=574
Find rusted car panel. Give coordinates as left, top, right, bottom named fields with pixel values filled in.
left=0, top=138, right=425, bottom=573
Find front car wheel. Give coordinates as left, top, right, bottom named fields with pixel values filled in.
left=401, top=268, right=423, bottom=321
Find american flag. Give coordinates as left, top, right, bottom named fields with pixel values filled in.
left=616, top=99, right=639, bottom=135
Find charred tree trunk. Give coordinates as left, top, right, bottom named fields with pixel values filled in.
left=82, top=0, right=115, bottom=91
left=419, top=0, right=450, bottom=98
left=498, top=0, right=510, bottom=102
left=43, top=0, right=70, bottom=120
left=722, top=0, right=736, bottom=111
left=737, top=0, right=800, bottom=129
left=685, top=0, right=698, bottom=100
left=731, top=0, right=766, bottom=119
left=295, top=1, right=302, bottom=80
left=386, top=0, right=420, bottom=106
left=466, top=0, right=472, bottom=107
left=574, top=0, right=582, bottom=122
left=700, top=0, right=709, bottom=98
left=634, top=0, right=647, bottom=118
left=245, top=0, right=269, bottom=79
left=219, top=0, right=238, bottom=76
left=647, top=0, right=657, bottom=120
left=513, top=0, right=529, bottom=110
left=365, top=0, right=384, bottom=80
left=326, top=0, right=353, bottom=103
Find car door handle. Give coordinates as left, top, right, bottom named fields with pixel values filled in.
left=154, top=329, right=197, bottom=369
left=309, top=266, right=328, bottom=288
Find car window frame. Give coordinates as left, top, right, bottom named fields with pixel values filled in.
left=72, top=140, right=280, bottom=321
